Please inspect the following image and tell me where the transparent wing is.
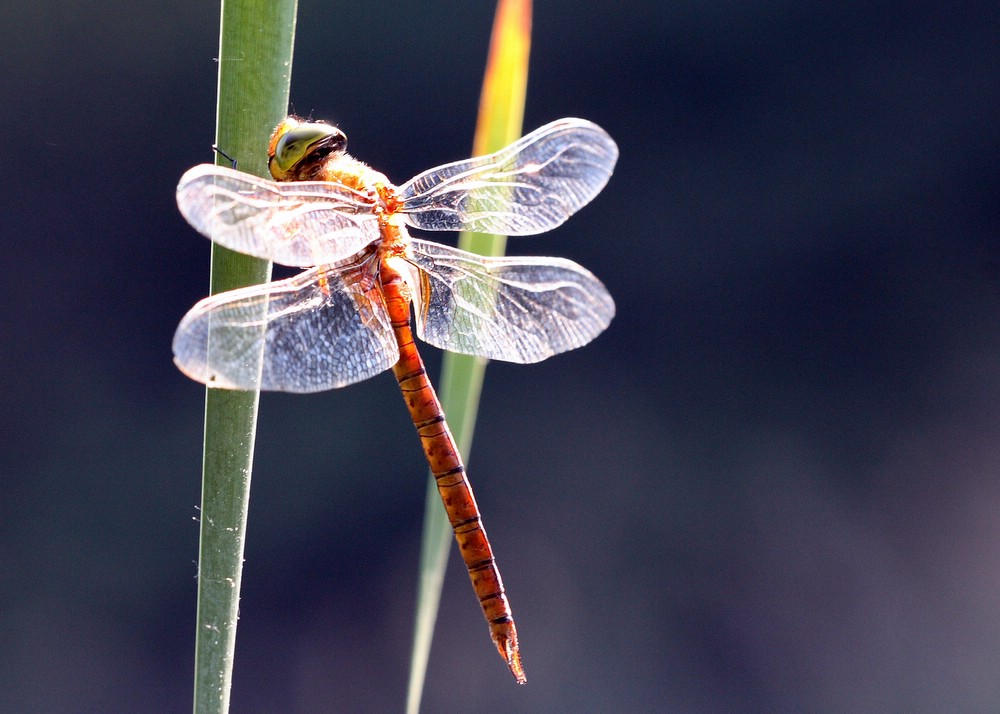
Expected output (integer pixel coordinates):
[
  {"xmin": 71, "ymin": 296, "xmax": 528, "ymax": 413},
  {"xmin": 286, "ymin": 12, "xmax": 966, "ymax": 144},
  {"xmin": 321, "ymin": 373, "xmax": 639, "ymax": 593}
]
[
  {"xmin": 172, "ymin": 255, "xmax": 397, "ymax": 392},
  {"xmin": 398, "ymin": 118, "xmax": 618, "ymax": 236},
  {"xmin": 406, "ymin": 239, "xmax": 614, "ymax": 363},
  {"xmin": 176, "ymin": 164, "xmax": 381, "ymax": 267}
]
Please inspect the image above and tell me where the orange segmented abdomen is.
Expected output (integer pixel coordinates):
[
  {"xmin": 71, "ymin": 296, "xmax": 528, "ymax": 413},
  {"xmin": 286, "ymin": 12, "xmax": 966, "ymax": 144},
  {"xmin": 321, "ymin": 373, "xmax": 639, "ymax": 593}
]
[{"xmin": 379, "ymin": 255, "xmax": 526, "ymax": 684}]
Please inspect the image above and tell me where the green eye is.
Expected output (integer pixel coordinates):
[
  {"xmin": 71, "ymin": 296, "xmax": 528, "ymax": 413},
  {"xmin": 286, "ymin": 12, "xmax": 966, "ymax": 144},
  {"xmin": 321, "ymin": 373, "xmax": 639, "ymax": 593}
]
[{"xmin": 272, "ymin": 123, "xmax": 347, "ymax": 172}]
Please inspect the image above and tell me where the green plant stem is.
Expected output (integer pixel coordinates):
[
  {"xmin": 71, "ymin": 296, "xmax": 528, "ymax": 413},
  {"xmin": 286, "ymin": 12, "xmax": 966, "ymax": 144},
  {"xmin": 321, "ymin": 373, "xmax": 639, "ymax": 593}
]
[{"xmin": 193, "ymin": 2, "xmax": 297, "ymax": 713}]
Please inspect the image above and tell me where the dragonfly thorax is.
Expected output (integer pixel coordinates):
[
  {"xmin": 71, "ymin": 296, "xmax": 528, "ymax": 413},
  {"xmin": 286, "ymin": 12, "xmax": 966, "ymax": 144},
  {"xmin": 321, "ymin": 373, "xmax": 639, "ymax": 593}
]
[{"xmin": 315, "ymin": 153, "xmax": 394, "ymax": 199}]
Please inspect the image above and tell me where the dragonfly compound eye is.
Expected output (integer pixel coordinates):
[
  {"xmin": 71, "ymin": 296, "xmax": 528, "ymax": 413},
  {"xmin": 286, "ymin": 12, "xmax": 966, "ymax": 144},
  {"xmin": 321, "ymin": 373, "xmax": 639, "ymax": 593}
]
[{"xmin": 271, "ymin": 122, "xmax": 348, "ymax": 175}]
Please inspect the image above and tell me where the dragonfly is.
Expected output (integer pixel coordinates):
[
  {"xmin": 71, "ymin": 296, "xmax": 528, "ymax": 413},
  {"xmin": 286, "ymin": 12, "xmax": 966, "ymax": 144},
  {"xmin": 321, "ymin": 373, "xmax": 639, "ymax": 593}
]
[{"xmin": 173, "ymin": 116, "xmax": 618, "ymax": 683}]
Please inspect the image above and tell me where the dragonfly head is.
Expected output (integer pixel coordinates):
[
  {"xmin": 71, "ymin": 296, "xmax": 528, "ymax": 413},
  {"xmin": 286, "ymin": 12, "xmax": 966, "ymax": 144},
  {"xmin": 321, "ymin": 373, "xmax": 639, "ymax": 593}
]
[{"xmin": 268, "ymin": 116, "xmax": 348, "ymax": 181}]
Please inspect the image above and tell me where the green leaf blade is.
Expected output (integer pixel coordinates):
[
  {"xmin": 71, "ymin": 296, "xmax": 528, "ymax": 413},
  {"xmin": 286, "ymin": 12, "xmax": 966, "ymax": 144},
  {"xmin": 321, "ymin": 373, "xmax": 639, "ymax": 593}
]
[{"xmin": 406, "ymin": 0, "xmax": 532, "ymax": 709}]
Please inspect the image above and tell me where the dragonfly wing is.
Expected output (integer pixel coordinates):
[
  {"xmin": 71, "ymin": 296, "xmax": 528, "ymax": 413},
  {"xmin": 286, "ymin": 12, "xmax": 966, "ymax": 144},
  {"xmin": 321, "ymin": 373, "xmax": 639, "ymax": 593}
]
[
  {"xmin": 172, "ymin": 256, "xmax": 397, "ymax": 392},
  {"xmin": 406, "ymin": 239, "xmax": 614, "ymax": 363},
  {"xmin": 397, "ymin": 118, "xmax": 618, "ymax": 236},
  {"xmin": 176, "ymin": 164, "xmax": 381, "ymax": 267}
]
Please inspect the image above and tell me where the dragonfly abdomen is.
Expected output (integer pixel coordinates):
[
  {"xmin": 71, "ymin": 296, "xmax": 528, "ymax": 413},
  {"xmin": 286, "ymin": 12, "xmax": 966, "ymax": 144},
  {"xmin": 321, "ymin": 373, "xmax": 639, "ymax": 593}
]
[{"xmin": 380, "ymin": 258, "xmax": 526, "ymax": 684}]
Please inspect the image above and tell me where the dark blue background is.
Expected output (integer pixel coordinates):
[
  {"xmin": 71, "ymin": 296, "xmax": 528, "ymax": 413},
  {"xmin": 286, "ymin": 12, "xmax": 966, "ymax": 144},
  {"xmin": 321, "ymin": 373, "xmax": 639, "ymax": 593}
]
[{"xmin": 3, "ymin": 1, "xmax": 999, "ymax": 711}]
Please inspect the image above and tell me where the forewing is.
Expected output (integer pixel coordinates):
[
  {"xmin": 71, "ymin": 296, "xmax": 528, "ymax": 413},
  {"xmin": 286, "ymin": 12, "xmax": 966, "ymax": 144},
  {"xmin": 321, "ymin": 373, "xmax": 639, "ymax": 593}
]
[
  {"xmin": 397, "ymin": 118, "xmax": 618, "ymax": 236},
  {"xmin": 172, "ymin": 258, "xmax": 397, "ymax": 392},
  {"xmin": 406, "ymin": 239, "xmax": 614, "ymax": 363},
  {"xmin": 176, "ymin": 164, "xmax": 381, "ymax": 267}
]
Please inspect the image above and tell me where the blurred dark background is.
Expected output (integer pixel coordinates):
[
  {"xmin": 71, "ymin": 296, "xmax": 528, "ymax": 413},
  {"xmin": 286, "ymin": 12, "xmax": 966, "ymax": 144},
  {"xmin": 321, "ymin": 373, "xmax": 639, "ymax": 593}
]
[{"xmin": 3, "ymin": 1, "xmax": 999, "ymax": 711}]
